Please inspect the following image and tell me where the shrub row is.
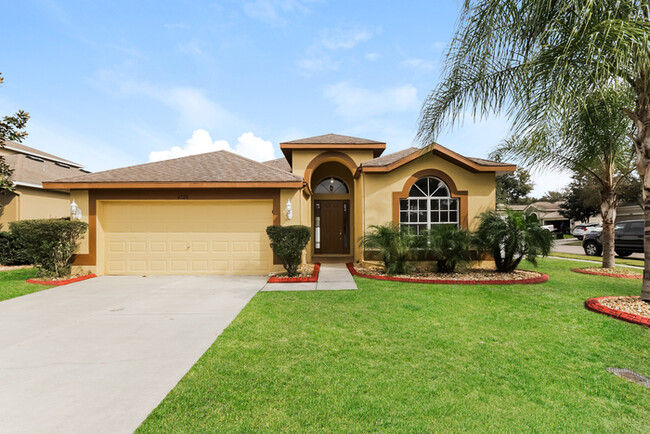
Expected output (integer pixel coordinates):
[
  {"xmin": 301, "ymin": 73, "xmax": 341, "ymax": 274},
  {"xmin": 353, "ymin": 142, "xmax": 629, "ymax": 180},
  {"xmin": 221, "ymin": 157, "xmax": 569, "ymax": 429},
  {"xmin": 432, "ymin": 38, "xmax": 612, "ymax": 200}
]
[
  {"xmin": 1, "ymin": 218, "xmax": 88, "ymax": 277},
  {"xmin": 361, "ymin": 210, "xmax": 553, "ymax": 275}
]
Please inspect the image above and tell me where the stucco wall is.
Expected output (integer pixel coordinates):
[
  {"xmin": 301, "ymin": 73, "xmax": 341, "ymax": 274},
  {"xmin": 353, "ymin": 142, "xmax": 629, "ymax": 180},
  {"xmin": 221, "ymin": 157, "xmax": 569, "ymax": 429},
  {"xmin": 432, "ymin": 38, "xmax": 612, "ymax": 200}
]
[
  {"xmin": 0, "ymin": 193, "xmax": 19, "ymax": 230},
  {"xmin": 363, "ymin": 153, "xmax": 496, "ymax": 232},
  {"xmin": 18, "ymin": 187, "xmax": 71, "ymax": 220}
]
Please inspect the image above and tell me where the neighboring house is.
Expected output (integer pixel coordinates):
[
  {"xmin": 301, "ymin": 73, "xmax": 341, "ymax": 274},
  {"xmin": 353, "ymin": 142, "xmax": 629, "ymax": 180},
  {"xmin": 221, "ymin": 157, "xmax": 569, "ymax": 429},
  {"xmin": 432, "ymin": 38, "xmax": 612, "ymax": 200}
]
[
  {"xmin": 0, "ymin": 140, "xmax": 87, "ymax": 229},
  {"xmin": 44, "ymin": 134, "xmax": 515, "ymax": 276},
  {"xmin": 500, "ymin": 201, "xmax": 571, "ymax": 232}
]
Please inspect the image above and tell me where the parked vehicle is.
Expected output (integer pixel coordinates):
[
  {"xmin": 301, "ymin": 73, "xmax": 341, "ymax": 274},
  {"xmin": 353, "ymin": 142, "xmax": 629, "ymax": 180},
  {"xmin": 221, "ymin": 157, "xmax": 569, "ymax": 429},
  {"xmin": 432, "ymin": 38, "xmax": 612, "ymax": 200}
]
[
  {"xmin": 572, "ymin": 223, "xmax": 600, "ymax": 240},
  {"xmin": 582, "ymin": 220, "xmax": 644, "ymax": 257}
]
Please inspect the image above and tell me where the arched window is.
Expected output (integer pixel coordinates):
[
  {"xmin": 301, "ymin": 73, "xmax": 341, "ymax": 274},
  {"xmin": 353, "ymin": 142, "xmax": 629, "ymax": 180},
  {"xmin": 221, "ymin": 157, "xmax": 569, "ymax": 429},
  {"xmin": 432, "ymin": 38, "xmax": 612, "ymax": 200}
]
[
  {"xmin": 399, "ymin": 177, "xmax": 458, "ymax": 234},
  {"xmin": 314, "ymin": 177, "xmax": 349, "ymax": 194}
]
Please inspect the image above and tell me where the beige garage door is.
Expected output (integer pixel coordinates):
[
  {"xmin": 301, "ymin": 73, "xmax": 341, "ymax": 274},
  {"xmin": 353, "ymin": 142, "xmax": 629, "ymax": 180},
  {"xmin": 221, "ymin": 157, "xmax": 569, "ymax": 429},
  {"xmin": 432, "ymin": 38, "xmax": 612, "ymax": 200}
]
[{"xmin": 101, "ymin": 200, "xmax": 273, "ymax": 275}]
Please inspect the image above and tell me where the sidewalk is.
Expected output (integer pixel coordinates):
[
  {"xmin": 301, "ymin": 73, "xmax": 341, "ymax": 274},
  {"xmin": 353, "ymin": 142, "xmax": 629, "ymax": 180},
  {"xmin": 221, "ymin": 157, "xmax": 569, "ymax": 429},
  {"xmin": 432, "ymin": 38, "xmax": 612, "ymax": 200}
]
[{"xmin": 261, "ymin": 263, "xmax": 357, "ymax": 291}]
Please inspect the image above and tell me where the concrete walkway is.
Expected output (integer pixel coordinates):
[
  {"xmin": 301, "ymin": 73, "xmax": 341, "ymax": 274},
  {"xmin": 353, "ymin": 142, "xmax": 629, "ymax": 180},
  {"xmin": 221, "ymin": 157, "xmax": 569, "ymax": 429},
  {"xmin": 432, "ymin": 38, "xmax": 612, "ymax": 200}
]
[
  {"xmin": 262, "ymin": 263, "xmax": 357, "ymax": 291},
  {"xmin": 0, "ymin": 275, "xmax": 265, "ymax": 434}
]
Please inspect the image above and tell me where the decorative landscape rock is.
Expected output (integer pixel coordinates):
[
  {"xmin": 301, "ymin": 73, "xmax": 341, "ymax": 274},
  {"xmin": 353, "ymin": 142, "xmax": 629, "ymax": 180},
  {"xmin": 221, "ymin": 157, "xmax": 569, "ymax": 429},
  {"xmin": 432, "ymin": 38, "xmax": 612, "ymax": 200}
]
[{"xmin": 347, "ymin": 263, "xmax": 548, "ymax": 285}]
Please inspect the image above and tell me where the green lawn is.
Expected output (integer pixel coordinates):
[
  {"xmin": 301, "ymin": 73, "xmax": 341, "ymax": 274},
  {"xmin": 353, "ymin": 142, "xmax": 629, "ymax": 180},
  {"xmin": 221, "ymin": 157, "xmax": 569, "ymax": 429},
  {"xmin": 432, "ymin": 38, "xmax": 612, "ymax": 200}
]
[
  {"xmin": 138, "ymin": 258, "xmax": 650, "ymax": 433},
  {"xmin": 0, "ymin": 268, "xmax": 53, "ymax": 302}
]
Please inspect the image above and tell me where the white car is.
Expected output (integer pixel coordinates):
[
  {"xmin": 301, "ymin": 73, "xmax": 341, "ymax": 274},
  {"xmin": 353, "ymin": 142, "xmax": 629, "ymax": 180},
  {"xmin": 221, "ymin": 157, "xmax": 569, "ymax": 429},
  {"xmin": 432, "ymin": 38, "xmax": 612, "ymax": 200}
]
[{"xmin": 572, "ymin": 223, "xmax": 600, "ymax": 240}]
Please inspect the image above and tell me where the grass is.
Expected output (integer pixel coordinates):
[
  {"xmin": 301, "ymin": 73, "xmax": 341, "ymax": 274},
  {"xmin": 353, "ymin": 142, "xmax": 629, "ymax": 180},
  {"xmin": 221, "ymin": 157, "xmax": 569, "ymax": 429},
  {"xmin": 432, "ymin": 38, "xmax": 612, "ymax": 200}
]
[
  {"xmin": 550, "ymin": 251, "xmax": 644, "ymax": 268},
  {"xmin": 138, "ymin": 258, "xmax": 650, "ymax": 433},
  {"xmin": 0, "ymin": 268, "xmax": 53, "ymax": 302}
]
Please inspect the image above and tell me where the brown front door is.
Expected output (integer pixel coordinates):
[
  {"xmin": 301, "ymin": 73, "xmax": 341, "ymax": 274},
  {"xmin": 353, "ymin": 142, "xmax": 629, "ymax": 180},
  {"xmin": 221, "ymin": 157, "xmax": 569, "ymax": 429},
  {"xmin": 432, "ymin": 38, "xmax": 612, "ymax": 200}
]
[{"xmin": 315, "ymin": 200, "xmax": 350, "ymax": 254}]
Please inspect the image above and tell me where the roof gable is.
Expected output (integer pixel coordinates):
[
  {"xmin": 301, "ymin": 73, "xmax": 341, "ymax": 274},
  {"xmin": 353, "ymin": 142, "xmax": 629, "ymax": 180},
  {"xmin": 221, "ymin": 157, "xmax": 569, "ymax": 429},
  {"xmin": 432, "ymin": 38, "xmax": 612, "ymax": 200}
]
[
  {"xmin": 361, "ymin": 144, "xmax": 516, "ymax": 173},
  {"xmin": 45, "ymin": 150, "xmax": 302, "ymax": 189},
  {"xmin": 280, "ymin": 133, "xmax": 386, "ymax": 165}
]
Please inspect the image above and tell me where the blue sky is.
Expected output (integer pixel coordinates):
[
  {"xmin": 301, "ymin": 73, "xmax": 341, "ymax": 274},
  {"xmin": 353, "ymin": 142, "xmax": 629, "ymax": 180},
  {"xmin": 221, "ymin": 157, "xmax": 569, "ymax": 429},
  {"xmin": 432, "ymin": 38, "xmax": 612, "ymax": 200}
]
[{"xmin": 1, "ymin": 0, "xmax": 567, "ymax": 195}]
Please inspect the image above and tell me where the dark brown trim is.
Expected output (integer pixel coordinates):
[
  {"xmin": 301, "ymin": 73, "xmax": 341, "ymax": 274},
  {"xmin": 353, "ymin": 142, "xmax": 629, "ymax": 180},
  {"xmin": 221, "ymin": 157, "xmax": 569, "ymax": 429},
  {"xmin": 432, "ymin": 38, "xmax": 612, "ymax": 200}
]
[
  {"xmin": 303, "ymin": 151, "xmax": 358, "ymax": 189},
  {"xmin": 280, "ymin": 143, "xmax": 385, "ymax": 163},
  {"xmin": 44, "ymin": 181, "xmax": 302, "ymax": 190},
  {"xmin": 361, "ymin": 144, "xmax": 516, "ymax": 174},
  {"xmin": 392, "ymin": 169, "xmax": 469, "ymax": 229},
  {"xmin": 72, "ymin": 189, "xmax": 282, "ymax": 267}
]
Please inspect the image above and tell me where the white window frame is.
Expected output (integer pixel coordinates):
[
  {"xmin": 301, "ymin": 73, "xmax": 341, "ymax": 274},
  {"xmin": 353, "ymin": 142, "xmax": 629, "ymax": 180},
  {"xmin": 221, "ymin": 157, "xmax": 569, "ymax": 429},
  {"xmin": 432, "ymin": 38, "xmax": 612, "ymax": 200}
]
[{"xmin": 399, "ymin": 177, "xmax": 459, "ymax": 234}]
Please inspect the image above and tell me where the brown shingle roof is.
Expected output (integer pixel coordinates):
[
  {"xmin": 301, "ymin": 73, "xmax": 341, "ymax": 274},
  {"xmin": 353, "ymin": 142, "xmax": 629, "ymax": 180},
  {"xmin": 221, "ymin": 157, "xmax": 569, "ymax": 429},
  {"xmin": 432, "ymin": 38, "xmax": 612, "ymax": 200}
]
[
  {"xmin": 262, "ymin": 157, "xmax": 292, "ymax": 173},
  {"xmin": 281, "ymin": 133, "xmax": 384, "ymax": 145},
  {"xmin": 1, "ymin": 140, "xmax": 82, "ymax": 167},
  {"xmin": 466, "ymin": 156, "xmax": 516, "ymax": 167},
  {"xmin": 362, "ymin": 147, "xmax": 421, "ymax": 167},
  {"xmin": 49, "ymin": 150, "xmax": 302, "ymax": 184},
  {"xmin": 4, "ymin": 154, "xmax": 89, "ymax": 188}
]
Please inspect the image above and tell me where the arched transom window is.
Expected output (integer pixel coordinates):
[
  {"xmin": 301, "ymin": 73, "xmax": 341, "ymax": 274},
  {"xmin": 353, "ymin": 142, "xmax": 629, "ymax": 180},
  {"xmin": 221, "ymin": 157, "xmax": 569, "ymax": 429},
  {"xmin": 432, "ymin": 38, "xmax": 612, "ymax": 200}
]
[
  {"xmin": 315, "ymin": 177, "xmax": 349, "ymax": 194},
  {"xmin": 399, "ymin": 177, "xmax": 459, "ymax": 234}
]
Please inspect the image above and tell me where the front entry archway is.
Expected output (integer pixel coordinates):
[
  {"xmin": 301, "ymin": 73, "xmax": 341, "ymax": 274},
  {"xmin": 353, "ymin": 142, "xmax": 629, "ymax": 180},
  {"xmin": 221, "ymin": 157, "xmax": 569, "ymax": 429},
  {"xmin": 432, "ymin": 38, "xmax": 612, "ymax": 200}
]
[{"xmin": 311, "ymin": 161, "xmax": 355, "ymax": 257}]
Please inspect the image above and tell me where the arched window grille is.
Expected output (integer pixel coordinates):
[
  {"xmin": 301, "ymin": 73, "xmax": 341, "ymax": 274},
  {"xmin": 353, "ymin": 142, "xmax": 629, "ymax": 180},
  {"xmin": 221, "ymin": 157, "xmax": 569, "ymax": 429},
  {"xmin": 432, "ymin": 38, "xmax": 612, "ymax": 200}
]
[
  {"xmin": 314, "ymin": 177, "xmax": 349, "ymax": 194},
  {"xmin": 399, "ymin": 177, "xmax": 459, "ymax": 234}
]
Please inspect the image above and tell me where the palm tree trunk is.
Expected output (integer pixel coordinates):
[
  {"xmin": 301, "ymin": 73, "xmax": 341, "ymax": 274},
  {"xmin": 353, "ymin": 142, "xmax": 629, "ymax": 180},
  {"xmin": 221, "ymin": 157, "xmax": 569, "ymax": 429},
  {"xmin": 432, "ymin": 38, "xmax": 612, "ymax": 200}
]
[
  {"xmin": 639, "ymin": 113, "xmax": 650, "ymax": 302},
  {"xmin": 600, "ymin": 187, "xmax": 617, "ymax": 269}
]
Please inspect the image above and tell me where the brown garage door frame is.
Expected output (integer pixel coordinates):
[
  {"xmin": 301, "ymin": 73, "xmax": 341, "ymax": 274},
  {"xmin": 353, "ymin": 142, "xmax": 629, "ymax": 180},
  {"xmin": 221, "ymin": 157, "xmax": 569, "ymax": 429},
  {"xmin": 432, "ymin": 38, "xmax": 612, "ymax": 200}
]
[{"xmin": 73, "ymin": 189, "xmax": 282, "ymax": 267}]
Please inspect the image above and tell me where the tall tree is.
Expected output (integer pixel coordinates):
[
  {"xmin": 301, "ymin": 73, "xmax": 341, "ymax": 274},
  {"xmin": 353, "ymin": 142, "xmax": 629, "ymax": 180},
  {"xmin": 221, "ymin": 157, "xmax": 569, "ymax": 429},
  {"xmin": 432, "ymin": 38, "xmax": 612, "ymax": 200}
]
[
  {"xmin": 496, "ymin": 167, "xmax": 534, "ymax": 204},
  {"xmin": 559, "ymin": 173, "xmax": 601, "ymax": 223},
  {"xmin": 417, "ymin": 1, "xmax": 650, "ymax": 299},
  {"xmin": 494, "ymin": 86, "xmax": 634, "ymax": 268},
  {"xmin": 0, "ymin": 73, "xmax": 29, "ymax": 195}
]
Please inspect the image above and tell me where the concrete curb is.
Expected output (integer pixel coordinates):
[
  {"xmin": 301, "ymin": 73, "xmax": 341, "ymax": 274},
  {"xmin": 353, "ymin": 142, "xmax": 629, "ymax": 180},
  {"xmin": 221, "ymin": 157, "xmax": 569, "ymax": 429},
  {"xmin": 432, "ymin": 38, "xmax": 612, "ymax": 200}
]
[
  {"xmin": 26, "ymin": 274, "xmax": 98, "ymax": 286},
  {"xmin": 267, "ymin": 263, "xmax": 320, "ymax": 283},
  {"xmin": 346, "ymin": 263, "xmax": 549, "ymax": 285},
  {"xmin": 585, "ymin": 296, "xmax": 650, "ymax": 328}
]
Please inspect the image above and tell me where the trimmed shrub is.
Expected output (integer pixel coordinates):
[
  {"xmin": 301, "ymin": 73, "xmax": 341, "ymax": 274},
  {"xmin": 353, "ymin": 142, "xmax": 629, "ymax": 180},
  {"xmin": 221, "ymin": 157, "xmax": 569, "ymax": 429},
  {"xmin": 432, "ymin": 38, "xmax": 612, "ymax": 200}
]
[
  {"xmin": 0, "ymin": 231, "xmax": 30, "ymax": 265},
  {"xmin": 10, "ymin": 218, "xmax": 88, "ymax": 277},
  {"xmin": 423, "ymin": 225, "xmax": 472, "ymax": 273},
  {"xmin": 266, "ymin": 225, "xmax": 311, "ymax": 277},
  {"xmin": 360, "ymin": 223, "xmax": 417, "ymax": 275},
  {"xmin": 474, "ymin": 210, "xmax": 553, "ymax": 272}
]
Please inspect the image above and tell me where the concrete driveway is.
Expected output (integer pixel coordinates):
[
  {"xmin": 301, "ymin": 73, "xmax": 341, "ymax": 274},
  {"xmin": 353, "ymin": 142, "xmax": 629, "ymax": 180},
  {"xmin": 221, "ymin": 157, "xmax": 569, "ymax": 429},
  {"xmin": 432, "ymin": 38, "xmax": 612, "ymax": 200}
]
[{"xmin": 0, "ymin": 275, "xmax": 265, "ymax": 434}]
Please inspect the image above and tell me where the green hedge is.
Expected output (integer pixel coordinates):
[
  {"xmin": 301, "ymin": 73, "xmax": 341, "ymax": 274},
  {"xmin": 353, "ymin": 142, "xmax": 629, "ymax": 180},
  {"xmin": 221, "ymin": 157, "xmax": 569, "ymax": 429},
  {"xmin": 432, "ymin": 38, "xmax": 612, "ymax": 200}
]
[
  {"xmin": 0, "ymin": 231, "xmax": 30, "ymax": 265},
  {"xmin": 9, "ymin": 218, "xmax": 88, "ymax": 277},
  {"xmin": 266, "ymin": 225, "xmax": 310, "ymax": 277}
]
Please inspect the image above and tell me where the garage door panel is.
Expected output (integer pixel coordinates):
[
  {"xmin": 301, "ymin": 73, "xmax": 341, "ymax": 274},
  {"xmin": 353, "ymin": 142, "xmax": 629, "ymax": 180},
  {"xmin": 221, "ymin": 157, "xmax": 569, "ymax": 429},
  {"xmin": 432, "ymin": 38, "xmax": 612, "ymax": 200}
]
[{"xmin": 101, "ymin": 200, "xmax": 273, "ymax": 275}]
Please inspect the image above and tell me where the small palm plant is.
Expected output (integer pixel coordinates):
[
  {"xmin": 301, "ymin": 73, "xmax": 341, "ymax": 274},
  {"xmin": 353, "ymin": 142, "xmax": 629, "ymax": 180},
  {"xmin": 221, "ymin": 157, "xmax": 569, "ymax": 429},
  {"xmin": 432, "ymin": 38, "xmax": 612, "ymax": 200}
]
[
  {"xmin": 474, "ymin": 210, "xmax": 553, "ymax": 273},
  {"xmin": 360, "ymin": 223, "xmax": 416, "ymax": 275},
  {"xmin": 424, "ymin": 225, "xmax": 472, "ymax": 273}
]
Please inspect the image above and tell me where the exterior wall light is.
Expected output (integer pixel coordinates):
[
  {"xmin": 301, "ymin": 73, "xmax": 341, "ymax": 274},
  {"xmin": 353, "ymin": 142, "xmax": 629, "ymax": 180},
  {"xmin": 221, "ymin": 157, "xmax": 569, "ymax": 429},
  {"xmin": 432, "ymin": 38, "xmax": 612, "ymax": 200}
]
[
  {"xmin": 286, "ymin": 199, "xmax": 292, "ymax": 220},
  {"xmin": 70, "ymin": 200, "xmax": 82, "ymax": 220}
]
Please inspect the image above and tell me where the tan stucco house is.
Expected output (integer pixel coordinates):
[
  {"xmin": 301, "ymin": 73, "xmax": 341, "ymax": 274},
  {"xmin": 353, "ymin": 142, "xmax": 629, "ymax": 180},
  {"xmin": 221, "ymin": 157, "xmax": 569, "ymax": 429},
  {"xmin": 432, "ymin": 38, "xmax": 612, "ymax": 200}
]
[
  {"xmin": 0, "ymin": 140, "xmax": 88, "ymax": 229},
  {"xmin": 44, "ymin": 134, "xmax": 515, "ymax": 276}
]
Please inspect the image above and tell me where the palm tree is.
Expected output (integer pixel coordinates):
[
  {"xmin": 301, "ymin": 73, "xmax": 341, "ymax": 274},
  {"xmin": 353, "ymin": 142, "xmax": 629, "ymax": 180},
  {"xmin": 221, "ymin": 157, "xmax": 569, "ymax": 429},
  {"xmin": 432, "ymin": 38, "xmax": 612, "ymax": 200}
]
[
  {"xmin": 418, "ymin": 1, "xmax": 650, "ymax": 301},
  {"xmin": 492, "ymin": 86, "xmax": 635, "ymax": 269},
  {"xmin": 424, "ymin": 225, "xmax": 472, "ymax": 273},
  {"xmin": 474, "ymin": 210, "xmax": 554, "ymax": 273},
  {"xmin": 359, "ymin": 223, "xmax": 416, "ymax": 275}
]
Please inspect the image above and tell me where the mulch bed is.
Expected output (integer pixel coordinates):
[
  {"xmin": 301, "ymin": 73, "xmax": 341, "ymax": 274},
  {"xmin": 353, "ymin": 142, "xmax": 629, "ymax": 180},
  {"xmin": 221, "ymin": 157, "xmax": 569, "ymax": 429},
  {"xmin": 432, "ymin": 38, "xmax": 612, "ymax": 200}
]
[
  {"xmin": 26, "ymin": 274, "xmax": 98, "ymax": 286},
  {"xmin": 585, "ymin": 296, "xmax": 650, "ymax": 328},
  {"xmin": 572, "ymin": 267, "xmax": 642, "ymax": 279},
  {"xmin": 0, "ymin": 265, "xmax": 32, "ymax": 272},
  {"xmin": 267, "ymin": 263, "xmax": 320, "ymax": 283},
  {"xmin": 347, "ymin": 263, "xmax": 548, "ymax": 285}
]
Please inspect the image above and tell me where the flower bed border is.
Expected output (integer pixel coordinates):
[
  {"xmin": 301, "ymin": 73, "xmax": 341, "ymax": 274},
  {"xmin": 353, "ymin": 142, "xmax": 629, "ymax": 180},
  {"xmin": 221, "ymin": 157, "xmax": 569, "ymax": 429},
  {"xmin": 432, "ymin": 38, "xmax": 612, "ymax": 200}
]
[
  {"xmin": 572, "ymin": 268, "xmax": 642, "ymax": 279},
  {"xmin": 346, "ymin": 263, "xmax": 548, "ymax": 285},
  {"xmin": 267, "ymin": 263, "xmax": 320, "ymax": 283},
  {"xmin": 585, "ymin": 296, "xmax": 650, "ymax": 328},
  {"xmin": 27, "ymin": 274, "xmax": 98, "ymax": 286}
]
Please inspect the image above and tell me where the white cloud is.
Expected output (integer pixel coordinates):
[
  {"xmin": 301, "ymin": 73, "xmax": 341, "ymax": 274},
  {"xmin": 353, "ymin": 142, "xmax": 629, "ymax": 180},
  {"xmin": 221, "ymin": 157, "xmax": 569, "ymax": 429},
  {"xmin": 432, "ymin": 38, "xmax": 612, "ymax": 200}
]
[
  {"xmin": 432, "ymin": 41, "xmax": 447, "ymax": 52},
  {"xmin": 149, "ymin": 129, "xmax": 275, "ymax": 162},
  {"xmin": 297, "ymin": 24, "xmax": 378, "ymax": 74},
  {"xmin": 243, "ymin": 0, "xmax": 315, "ymax": 25},
  {"xmin": 365, "ymin": 52, "xmax": 381, "ymax": 61},
  {"xmin": 400, "ymin": 58, "xmax": 436, "ymax": 72},
  {"xmin": 319, "ymin": 26, "xmax": 374, "ymax": 50},
  {"xmin": 296, "ymin": 55, "xmax": 339, "ymax": 73},
  {"xmin": 324, "ymin": 82, "xmax": 419, "ymax": 120},
  {"xmin": 89, "ymin": 69, "xmax": 240, "ymax": 131}
]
